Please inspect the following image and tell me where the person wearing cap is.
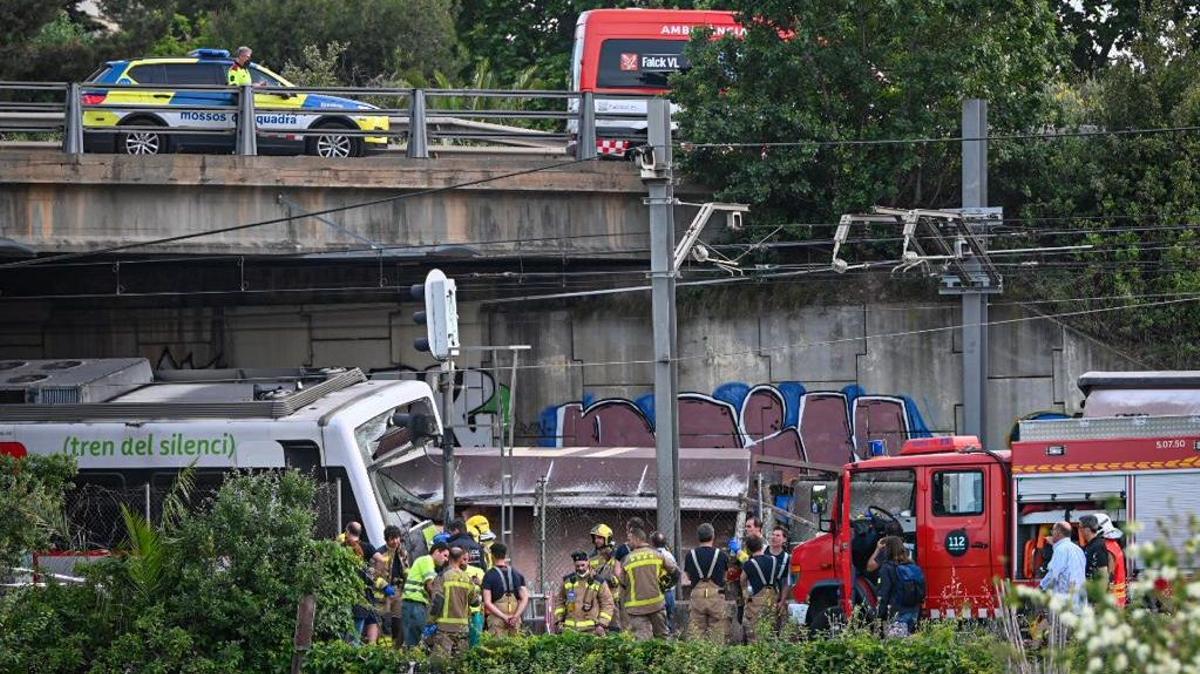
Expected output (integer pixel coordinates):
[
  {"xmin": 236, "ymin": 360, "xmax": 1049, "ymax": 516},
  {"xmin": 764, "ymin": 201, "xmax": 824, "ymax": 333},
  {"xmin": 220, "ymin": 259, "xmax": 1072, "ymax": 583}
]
[
  {"xmin": 401, "ymin": 538, "xmax": 450, "ymax": 647},
  {"xmin": 554, "ymin": 550, "xmax": 615, "ymax": 635},
  {"xmin": 1080, "ymin": 513, "xmax": 1128, "ymax": 607}
]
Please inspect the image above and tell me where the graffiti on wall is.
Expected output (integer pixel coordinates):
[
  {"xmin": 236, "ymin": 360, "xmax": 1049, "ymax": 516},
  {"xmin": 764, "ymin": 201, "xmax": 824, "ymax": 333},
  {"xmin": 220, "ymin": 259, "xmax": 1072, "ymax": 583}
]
[
  {"xmin": 371, "ymin": 365, "xmax": 510, "ymax": 448},
  {"xmin": 539, "ymin": 382, "xmax": 931, "ymax": 465}
]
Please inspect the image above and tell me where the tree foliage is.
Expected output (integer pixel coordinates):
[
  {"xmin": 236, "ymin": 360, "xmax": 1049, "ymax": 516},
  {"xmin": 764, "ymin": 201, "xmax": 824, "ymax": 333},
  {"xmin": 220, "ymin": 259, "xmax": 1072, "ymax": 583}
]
[
  {"xmin": 206, "ymin": 0, "xmax": 459, "ymax": 84},
  {"xmin": 0, "ymin": 470, "xmax": 362, "ymax": 674},
  {"xmin": 0, "ymin": 453, "xmax": 75, "ymax": 573},
  {"xmin": 671, "ymin": 0, "xmax": 1064, "ymax": 227}
]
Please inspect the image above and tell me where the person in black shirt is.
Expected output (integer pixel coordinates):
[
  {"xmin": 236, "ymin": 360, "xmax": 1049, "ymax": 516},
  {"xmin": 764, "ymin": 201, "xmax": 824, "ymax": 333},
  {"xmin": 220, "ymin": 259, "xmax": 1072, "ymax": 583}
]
[
  {"xmin": 740, "ymin": 535, "xmax": 782, "ymax": 643},
  {"xmin": 1079, "ymin": 514, "xmax": 1110, "ymax": 584},
  {"xmin": 481, "ymin": 543, "xmax": 528, "ymax": 637},
  {"xmin": 684, "ymin": 522, "xmax": 729, "ymax": 643},
  {"xmin": 446, "ymin": 517, "xmax": 486, "ymax": 570}
]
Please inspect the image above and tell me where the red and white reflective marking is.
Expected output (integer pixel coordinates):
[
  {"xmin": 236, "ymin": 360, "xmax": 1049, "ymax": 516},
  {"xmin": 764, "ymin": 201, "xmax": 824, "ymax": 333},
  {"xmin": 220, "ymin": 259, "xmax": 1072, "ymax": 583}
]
[
  {"xmin": 597, "ymin": 139, "xmax": 631, "ymax": 156},
  {"xmin": 927, "ymin": 606, "xmax": 998, "ymax": 619}
]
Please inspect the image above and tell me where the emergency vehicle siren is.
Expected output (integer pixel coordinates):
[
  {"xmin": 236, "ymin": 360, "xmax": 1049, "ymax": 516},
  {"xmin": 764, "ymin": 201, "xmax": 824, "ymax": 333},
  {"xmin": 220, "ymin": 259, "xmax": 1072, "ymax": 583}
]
[{"xmin": 410, "ymin": 268, "xmax": 460, "ymax": 362}]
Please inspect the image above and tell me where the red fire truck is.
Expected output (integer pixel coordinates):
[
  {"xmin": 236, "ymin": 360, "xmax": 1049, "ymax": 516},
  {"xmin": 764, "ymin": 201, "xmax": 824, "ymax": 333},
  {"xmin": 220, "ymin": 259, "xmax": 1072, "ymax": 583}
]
[{"xmin": 789, "ymin": 371, "xmax": 1200, "ymax": 628}]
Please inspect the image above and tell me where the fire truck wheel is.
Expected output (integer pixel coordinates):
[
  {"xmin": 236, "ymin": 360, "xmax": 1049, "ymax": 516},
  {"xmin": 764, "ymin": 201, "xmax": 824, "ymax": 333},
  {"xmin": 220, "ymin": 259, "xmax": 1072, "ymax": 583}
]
[{"xmin": 808, "ymin": 596, "xmax": 841, "ymax": 633}]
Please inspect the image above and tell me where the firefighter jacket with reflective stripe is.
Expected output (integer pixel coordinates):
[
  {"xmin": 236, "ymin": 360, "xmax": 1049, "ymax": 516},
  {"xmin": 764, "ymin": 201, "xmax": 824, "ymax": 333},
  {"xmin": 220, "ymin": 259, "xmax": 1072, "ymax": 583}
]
[
  {"xmin": 1105, "ymin": 539, "xmax": 1128, "ymax": 607},
  {"xmin": 555, "ymin": 572, "xmax": 614, "ymax": 630},
  {"xmin": 623, "ymin": 545, "xmax": 669, "ymax": 615},
  {"xmin": 430, "ymin": 567, "xmax": 478, "ymax": 633},
  {"xmin": 589, "ymin": 551, "xmax": 621, "ymax": 590}
]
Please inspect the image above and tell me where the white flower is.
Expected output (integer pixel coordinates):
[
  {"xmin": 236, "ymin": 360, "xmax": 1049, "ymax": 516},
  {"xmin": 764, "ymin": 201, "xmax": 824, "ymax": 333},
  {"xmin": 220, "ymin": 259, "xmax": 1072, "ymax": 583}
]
[
  {"xmin": 1115, "ymin": 654, "xmax": 1129, "ymax": 670},
  {"xmin": 1088, "ymin": 656, "xmax": 1103, "ymax": 673}
]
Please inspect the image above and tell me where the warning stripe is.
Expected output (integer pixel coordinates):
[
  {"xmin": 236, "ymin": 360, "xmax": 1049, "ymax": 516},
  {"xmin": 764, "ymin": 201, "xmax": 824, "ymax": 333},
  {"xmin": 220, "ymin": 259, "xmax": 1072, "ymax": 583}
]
[{"xmin": 1013, "ymin": 454, "xmax": 1200, "ymax": 474}]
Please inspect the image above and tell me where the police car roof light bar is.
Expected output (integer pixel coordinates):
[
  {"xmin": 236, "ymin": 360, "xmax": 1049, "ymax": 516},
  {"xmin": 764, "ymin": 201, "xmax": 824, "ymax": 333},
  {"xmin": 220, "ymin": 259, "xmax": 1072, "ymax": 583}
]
[{"xmin": 189, "ymin": 48, "xmax": 231, "ymax": 59}]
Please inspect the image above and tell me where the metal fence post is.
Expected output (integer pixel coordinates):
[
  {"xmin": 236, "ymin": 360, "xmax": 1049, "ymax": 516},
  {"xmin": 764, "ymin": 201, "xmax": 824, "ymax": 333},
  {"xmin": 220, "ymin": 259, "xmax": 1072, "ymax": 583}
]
[
  {"xmin": 577, "ymin": 91, "xmax": 597, "ymax": 160},
  {"xmin": 536, "ymin": 476, "xmax": 547, "ymax": 595},
  {"xmin": 144, "ymin": 482, "xmax": 152, "ymax": 523},
  {"xmin": 63, "ymin": 83, "xmax": 84, "ymax": 154},
  {"xmin": 407, "ymin": 89, "xmax": 429, "ymax": 159},
  {"xmin": 236, "ymin": 84, "xmax": 257, "ymax": 156}
]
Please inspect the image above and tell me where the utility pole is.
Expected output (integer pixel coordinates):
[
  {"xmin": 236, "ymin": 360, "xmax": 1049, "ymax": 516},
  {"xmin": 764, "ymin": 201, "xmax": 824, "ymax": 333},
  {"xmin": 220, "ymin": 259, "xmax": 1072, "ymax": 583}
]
[
  {"xmin": 643, "ymin": 98, "xmax": 681, "ymax": 555},
  {"xmin": 961, "ymin": 99, "xmax": 989, "ymax": 441}
]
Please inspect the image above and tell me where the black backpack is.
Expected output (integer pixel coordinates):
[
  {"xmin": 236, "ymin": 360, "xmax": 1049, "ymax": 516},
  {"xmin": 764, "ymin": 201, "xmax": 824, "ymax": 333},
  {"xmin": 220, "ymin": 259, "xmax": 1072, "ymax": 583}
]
[{"xmin": 894, "ymin": 562, "xmax": 926, "ymax": 608}]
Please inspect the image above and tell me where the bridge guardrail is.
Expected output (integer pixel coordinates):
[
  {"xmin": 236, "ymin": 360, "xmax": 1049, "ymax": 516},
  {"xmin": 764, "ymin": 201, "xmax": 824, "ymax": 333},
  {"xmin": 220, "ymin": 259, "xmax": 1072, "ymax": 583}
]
[{"xmin": 0, "ymin": 81, "xmax": 659, "ymax": 160}]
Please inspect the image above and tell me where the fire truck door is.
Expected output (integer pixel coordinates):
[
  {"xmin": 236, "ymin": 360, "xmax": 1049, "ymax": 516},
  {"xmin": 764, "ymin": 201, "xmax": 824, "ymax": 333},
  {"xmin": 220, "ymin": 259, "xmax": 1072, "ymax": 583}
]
[{"xmin": 918, "ymin": 464, "xmax": 996, "ymax": 617}]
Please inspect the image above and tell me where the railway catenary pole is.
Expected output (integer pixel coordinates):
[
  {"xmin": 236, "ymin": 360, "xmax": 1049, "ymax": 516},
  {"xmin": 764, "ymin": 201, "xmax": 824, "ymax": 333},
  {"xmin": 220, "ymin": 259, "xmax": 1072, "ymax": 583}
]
[
  {"xmin": 643, "ymin": 98, "xmax": 682, "ymax": 555},
  {"xmin": 961, "ymin": 99, "xmax": 989, "ymax": 441}
]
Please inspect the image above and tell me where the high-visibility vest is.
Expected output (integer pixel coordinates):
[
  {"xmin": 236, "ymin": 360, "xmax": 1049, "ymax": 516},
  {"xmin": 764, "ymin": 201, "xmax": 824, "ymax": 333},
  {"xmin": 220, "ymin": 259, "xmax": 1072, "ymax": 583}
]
[
  {"xmin": 227, "ymin": 63, "xmax": 252, "ymax": 87},
  {"xmin": 1105, "ymin": 539, "xmax": 1128, "ymax": 607},
  {"xmin": 622, "ymin": 546, "xmax": 666, "ymax": 613},
  {"xmin": 403, "ymin": 554, "xmax": 437, "ymax": 604}
]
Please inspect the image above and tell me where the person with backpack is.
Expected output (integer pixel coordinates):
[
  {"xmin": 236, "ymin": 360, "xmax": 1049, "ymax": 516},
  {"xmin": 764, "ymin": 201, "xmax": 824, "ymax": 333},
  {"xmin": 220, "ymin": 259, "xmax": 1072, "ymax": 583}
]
[{"xmin": 875, "ymin": 536, "xmax": 925, "ymax": 637}]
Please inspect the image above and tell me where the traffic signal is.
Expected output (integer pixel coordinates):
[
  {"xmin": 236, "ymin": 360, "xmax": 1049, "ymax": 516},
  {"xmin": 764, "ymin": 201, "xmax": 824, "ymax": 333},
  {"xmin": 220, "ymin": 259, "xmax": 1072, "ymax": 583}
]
[{"xmin": 410, "ymin": 268, "xmax": 460, "ymax": 362}]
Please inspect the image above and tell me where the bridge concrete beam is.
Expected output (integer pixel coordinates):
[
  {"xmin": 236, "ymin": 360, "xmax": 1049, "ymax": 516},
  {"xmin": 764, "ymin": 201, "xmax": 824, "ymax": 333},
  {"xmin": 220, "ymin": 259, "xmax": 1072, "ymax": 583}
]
[{"xmin": 0, "ymin": 152, "xmax": 682, "ymax": 258}]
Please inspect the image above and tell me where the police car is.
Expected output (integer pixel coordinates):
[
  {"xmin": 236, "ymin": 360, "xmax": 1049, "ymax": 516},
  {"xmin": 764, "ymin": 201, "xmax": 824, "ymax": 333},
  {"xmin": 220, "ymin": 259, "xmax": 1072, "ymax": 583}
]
[{"xmin": 82, "ymin": 49, "xmax": 389, "ymax": 157}]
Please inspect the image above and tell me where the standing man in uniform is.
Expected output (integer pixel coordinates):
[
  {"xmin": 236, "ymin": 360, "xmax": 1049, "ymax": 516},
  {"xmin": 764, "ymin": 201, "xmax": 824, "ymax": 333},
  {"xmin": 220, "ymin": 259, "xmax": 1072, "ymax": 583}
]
[
  {"xmin": 227, "ymin": 46, "xmax": 254, "ymax": 86},
  {"xmin": 767, "ymin": 524, "xmax": 793, "ymax": 604},
  {"xmin": 1080, "ymin": 514, "xmax": 1128, "ymax": 607},
  {"xmin": 622, "ymin": 525, "xmax": 679, "ymax": 640},
  {"xmin": 372, "ymin": 525, "xmax": 409, "ymax": 648},
  {"xmin": 684, "ymin": 522, "xmax": 728, "ymax": 643},
  {"xmin": 554, "ymin": 551, "xmax": 615, "ymax": 635},
  {"xmin": 401, "ymin": 539, "xmax": 449, "ymax": 647},
  {"xmin": 741, "ymin": 535, "xmax": 782, "ymax": 643},
  {"xmin": 588, "ymin": 523, "xmax": 622, "ymax": 630},
  {"xmin": 427, "ymin": 547, "xmax": 479, "ymax": 658},
  {"xmin": 482, "ymin": 543, "xmax": 528, "ymax": 636}
]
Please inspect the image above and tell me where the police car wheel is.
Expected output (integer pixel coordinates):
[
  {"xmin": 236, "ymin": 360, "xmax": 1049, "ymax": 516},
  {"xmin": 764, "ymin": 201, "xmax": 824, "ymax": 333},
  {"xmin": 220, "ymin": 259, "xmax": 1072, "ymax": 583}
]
[
  {"xmin": 309, "ymin": 122, "xmax": 359, "ymax": 158},
  {"xmin": 118, "ymin": 118, "xmax": 167, "ymax": 155}
]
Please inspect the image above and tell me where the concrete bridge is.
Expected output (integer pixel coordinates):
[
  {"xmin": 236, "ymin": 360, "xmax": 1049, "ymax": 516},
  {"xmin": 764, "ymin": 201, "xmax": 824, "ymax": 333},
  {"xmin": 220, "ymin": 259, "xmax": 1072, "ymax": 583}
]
[{"xmin": 0, "ymin": 151, "xmax": 671, "ymax": 258}]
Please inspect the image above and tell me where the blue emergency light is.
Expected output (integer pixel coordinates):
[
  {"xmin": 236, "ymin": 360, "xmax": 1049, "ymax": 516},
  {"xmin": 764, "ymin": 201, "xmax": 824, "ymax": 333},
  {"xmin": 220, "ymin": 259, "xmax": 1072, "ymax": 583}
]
[{"xmin": 189, "ymin": 49, "xmax": 231, "ymax": 59}]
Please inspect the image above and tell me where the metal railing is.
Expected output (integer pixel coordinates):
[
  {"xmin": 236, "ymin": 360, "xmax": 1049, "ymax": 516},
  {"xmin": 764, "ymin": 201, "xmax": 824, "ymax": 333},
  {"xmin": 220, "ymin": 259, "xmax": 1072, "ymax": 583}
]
[{"xmin": 0, "ymin": 80, "xmax": 661, "ymax": 159}]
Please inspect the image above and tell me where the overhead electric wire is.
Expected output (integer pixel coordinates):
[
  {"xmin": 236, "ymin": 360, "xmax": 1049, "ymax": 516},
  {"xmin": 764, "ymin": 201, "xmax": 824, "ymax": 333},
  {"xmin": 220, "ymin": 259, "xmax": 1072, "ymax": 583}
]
[{"xmin": 678, "ymin": 123, "xmax": 1200, "ymax": 150}]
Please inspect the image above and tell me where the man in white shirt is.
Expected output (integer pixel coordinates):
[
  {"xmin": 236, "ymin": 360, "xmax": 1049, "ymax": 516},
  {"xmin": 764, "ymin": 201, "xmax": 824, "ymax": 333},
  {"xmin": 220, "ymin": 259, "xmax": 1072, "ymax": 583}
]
[{"xmin": 1038, "ymin": 521, "xmax": 1087, "ymax": 610}]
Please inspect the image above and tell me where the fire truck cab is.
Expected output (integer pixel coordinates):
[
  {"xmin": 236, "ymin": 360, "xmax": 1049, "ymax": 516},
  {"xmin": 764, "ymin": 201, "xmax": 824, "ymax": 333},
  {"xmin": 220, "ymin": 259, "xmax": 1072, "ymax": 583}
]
[{"xmin": 790, "ymin": 371, "xmax": 1200, "ymax": 629}]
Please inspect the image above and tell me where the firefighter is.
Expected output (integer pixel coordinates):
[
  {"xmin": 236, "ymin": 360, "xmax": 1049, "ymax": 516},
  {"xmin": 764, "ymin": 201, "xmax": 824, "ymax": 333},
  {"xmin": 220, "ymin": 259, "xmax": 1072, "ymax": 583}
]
[
  {"xmin": 466, "ymin": 514, "xmax": 496, "ymax": 568},
  {"xmin": 554, "ymin": 551, "xmax": 615, "ymax": 635},
  {"xmin": 1087, "ymin": 513, "xmax": 1128, "ymax": 607},
  {"xmin": 621, "ymin": 524, "xmax": 679, "ymax": 639},
  {"xmin": 588, "ymin": 523, "xmax": 622, "ymax": 627},
  {"xmin": 371, "ymin": 525, "xmax": 408, "ymax": 647},
  {"xmin": 683, "ymin": 522, "xmax": 729, "ymax": 643},
  {"xmin": 740, "ymin": 535, "xmax": 783, "ymax": 643},
  {"xmin": 426, "ymin": 546, "xmax": 479, "ymax": 658},
  {"xmin": 482, "ymin": 542, "xmax": 529, "ymax": 636}
]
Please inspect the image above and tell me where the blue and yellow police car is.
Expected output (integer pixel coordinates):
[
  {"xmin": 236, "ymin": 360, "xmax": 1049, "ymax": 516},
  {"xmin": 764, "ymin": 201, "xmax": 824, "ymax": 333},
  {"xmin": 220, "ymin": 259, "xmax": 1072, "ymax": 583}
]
[{"xmin": 82, "ymin": 49, "xmax": 389, "ymax": 157}]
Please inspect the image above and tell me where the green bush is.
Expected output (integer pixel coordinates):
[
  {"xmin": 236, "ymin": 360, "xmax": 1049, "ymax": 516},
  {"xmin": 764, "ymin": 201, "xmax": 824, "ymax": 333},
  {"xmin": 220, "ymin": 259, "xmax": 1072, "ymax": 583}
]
[
  {"xmin": 0, "ymin": 470, "xmax": 362, "ymax": 674},
  {"xmin": 300, "ymin": 623, "xmax": 1004, "ymax": 674}
]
